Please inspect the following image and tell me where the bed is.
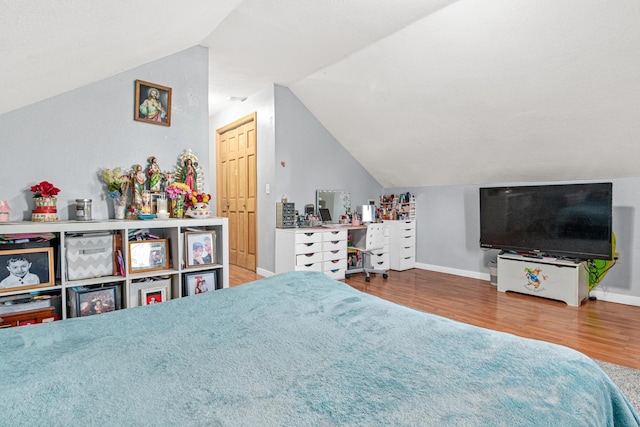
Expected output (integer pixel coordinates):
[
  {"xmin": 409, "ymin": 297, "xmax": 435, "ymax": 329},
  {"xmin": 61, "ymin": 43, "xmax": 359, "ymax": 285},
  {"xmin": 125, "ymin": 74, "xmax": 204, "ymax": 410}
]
[{"xmin": 0, "ymin": 271, "xmax": 638, "ymax": 426}]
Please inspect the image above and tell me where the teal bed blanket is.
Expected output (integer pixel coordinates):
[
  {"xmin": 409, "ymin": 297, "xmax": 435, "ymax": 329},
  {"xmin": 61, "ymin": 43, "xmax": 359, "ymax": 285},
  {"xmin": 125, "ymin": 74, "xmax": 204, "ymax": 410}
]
[{"xmin": 0, "ymin": 271, "xmax": 638, "ymax": 426}]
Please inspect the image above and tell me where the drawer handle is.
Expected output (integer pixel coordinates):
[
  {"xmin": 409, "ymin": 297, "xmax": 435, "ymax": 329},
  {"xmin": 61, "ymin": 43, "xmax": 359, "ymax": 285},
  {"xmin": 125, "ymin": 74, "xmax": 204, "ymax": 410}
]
[
  {"xmin": 304, "ymin": 253, "xmax": 315, "ymax": 258},
  {"xmin": 330, "ymin": 250, "xmax": 340, "ymax": 254},
  {"xmin": 304, "ymin": 233, "xmax": 315, "ymax": 236},
  {"xmin": 304, "ymin": 243, "xmax": 316, "ymax": 247},
  {"xmin": 330, "ymin": 259, "xmax": 340, "ymax": 264}
]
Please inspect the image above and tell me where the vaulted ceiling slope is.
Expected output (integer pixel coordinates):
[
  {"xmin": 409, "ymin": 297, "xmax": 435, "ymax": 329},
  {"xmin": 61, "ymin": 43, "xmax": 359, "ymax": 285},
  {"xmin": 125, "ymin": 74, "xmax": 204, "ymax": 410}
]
[{"xmin": 3, "ymin": 1, "xmax": 640, "ymax": 187}]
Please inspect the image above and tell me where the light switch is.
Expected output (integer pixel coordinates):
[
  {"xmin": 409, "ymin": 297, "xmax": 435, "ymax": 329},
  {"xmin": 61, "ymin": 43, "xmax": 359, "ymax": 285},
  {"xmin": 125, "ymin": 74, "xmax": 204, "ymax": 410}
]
[{"xmin": 265, "ymin": 183, "xmax": 270, "ymax": 195}]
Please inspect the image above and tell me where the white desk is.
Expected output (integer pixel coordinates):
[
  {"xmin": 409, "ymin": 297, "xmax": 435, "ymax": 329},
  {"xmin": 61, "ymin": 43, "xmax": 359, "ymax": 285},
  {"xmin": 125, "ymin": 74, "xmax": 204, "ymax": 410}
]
[{"xmin": 275, "ymin": 225, "xmax": 389, "ymax": 280}]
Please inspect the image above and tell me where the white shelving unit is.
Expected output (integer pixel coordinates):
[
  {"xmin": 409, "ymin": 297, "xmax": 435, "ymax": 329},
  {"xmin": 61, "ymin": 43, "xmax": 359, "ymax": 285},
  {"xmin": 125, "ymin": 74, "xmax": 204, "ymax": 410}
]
[{"xmin": 0, "ymin": 218, "xmax": 228, "ymax": 321}]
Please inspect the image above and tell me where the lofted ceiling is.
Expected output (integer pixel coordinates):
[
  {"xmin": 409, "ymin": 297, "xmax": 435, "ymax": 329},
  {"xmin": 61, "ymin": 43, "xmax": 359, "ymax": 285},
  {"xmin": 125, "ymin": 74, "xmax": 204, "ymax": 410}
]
[{"xmin": 2, "ymin": 0, "xmax": 640, "ymax": 187}]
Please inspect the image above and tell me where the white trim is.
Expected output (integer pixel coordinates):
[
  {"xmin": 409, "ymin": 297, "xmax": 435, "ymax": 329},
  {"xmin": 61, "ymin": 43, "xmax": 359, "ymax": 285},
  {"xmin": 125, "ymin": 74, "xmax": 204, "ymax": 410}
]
[
  {"xmin": 416, "ymin": 262, "xmax": 489, "ymax": 281},
  {"xmin": 415, "ymin": 262, "xmax": 640, "ymax": 307},
  {"xmin": 256, "ymin": 267, "xmax": 274, "ymax": 278}
]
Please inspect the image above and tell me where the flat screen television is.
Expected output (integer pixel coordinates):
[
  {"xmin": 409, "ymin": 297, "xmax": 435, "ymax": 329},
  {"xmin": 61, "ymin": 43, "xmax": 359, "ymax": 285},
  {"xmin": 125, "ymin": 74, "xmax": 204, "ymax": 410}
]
[{"xmin": 479, "ymin": 183, "xmax": 613, "ymax": 260}]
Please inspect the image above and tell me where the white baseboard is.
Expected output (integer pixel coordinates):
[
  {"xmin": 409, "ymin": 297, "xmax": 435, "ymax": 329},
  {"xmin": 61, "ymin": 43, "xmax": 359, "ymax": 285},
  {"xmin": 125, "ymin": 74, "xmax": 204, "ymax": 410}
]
[
  {"xmin": 415, "ymin": 262, "xmax": 640, "ymax": 307},
  {"xmin": 256, "ymin": 267, "xmax": 274, "ymax": 278}
]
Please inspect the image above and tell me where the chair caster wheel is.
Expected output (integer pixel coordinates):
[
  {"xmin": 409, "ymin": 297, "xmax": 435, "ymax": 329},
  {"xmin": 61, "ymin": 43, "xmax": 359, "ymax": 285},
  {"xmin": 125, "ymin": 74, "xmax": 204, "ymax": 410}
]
[
  {"xmin": 366, "ymin": 276, "xmax": 371, "ymax": 282},
  {"xmin": 383, "ymin": 273, "xmax": 388, "ymax": 279}
]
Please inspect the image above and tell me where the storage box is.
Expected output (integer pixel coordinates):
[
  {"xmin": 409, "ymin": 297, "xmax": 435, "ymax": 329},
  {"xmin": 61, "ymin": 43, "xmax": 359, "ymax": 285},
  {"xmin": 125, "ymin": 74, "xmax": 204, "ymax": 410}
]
[{"xmin": 66, "ymin": 234, "xmax": 114, "ymax": 281}]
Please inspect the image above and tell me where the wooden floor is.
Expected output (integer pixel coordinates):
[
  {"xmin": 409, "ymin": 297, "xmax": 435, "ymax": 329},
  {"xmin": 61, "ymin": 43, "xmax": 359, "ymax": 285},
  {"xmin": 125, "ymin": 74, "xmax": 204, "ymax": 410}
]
[{"xmin": 229, "ymin": 265, "xmax": 640, "ymax": 370}]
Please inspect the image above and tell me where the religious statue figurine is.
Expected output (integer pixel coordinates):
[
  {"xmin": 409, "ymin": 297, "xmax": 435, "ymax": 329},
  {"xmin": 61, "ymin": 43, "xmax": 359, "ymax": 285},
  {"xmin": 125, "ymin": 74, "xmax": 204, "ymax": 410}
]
[
  {"xmin": 146, "ymin": 156, "xmax": 163, "ymax": 192},
  {"xmin": 131, "ymin": 164, "xmax": 146, "ymax": 207},
  {"xmin": 174, "ymin": 149, "xmax": 204, "ymax": 192}
]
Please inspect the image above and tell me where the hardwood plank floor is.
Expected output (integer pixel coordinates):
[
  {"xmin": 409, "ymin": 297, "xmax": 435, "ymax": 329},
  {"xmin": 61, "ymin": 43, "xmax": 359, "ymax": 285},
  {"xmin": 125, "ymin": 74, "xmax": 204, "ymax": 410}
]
[{"xmin": 229, "ymin": 265, "xmax": 640, "ymax": 370}]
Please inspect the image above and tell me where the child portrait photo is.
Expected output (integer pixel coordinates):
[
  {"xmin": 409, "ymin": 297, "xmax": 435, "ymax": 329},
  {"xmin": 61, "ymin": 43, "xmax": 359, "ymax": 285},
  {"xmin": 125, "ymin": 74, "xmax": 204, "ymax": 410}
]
[{"xmin": 0, "ymin": 247, "xmax": 54, "ymax": 293}]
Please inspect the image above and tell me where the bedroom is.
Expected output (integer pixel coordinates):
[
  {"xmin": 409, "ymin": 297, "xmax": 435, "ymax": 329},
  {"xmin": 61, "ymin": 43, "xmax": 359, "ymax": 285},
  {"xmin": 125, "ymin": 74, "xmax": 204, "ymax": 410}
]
[
  {"xmin": 1, "ymin": 1, "xmax": 639, "ymax": 303},
  {"xmin": 1, "ymin": 1, "xmax": 640, "ymax": 424}
]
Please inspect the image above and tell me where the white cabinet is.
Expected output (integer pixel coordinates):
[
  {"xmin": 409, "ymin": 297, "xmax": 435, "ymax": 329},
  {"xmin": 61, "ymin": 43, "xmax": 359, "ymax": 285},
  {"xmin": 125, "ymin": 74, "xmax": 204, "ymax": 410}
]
[
  {"xmin": 276, "ymin": 227, "xmax": 374, "ymax": 280},
  {"xmin": 497, "ymin": 253, "xmax": 588, "ymax": 306},
  {"xmin": 384, "ymin": 220, "xmax": 416, "ymax": 271},
  {"xmin": 0, "ymin": 218, "xmax": 229, "ymax": 321}
]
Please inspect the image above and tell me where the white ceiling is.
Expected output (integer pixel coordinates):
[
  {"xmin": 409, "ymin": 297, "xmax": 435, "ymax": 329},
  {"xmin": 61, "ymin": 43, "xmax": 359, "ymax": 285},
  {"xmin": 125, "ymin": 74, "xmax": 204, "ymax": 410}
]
[{"xmin": 2, "ymin": 0, "xmax": 640, "ymax": 187}]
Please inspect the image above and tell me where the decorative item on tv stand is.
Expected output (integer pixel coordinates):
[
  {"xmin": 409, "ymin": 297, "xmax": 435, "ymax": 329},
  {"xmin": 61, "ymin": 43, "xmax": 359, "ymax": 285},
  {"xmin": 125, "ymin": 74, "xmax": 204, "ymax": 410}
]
[{"xmin": 30, "ymin": 181, "xmax": 60, "ymax": 222}]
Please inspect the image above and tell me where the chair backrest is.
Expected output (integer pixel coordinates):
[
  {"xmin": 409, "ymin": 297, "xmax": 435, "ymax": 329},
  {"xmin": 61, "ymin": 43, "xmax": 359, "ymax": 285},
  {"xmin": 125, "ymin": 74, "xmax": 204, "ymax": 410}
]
[{"xmin": 364, "ymin": 223, "xmax": 385, "ymax": 251}]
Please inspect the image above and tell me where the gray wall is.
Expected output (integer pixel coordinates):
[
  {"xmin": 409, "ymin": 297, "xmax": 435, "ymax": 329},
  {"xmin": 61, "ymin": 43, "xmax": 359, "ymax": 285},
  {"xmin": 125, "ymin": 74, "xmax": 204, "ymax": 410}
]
[
  {"xmin": 209, "ymin": 85, "xmax": 383, "ymax": 275},
  {"xmin": 0, "ymin": 46, "xmax": 210, "ymax": 220},
  {"xmin": 390, "ymin": 178, "xmax": 640, "ymax": 305},
  {"xmin": 273, "ymin": 85, "xmax": 383, "ymax": 211}
]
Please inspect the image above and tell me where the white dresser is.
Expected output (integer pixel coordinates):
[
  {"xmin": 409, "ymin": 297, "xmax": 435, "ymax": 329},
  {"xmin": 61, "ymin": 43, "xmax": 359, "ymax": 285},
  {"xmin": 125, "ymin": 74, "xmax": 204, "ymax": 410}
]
[
  {"xmin": 384, "ymin": 220, "xmax": 416, "ymax": 271},
  {"xmin": 275, "ymin": 225, "xmax": 389, "ymax": 280}
]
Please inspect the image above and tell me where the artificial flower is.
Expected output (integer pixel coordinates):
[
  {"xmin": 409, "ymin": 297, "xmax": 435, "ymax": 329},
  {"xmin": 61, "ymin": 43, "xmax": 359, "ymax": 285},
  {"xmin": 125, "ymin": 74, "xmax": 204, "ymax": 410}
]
[
  {"xmin": 166, "ymin": 182, "xmax": 191, "ymax": 199},
  {"xmin": 189, "ymin": 190, "xmax": 211, "ymax": 204},
  {"xmin": 30, "ymin": 181, "xmax": 60, "ymax": 198},
  {"xmin": 101, "ymin": 167, "xmax": 130, "ymax": 197}
]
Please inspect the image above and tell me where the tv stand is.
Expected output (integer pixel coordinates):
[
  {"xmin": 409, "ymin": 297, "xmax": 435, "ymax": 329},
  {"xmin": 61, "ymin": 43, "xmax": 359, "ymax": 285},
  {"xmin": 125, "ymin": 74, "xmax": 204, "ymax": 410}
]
[{"xmin": 497, "ymin": 253, "xmax": 588, "ymax": 306}]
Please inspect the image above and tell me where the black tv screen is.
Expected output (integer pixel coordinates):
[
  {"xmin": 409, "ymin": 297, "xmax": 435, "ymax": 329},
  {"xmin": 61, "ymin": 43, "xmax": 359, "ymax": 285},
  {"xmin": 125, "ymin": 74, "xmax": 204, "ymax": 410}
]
[{"xmin": 479, "ymin": 183, "xmax": 613, "ymax": 260}]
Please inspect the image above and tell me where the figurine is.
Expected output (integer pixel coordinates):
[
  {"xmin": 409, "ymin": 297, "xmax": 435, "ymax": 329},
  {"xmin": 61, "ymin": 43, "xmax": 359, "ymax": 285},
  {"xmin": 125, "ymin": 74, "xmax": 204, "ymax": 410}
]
[{"xmin": 146, "ymin": 156, "xmax": 163, "ymax": 192}]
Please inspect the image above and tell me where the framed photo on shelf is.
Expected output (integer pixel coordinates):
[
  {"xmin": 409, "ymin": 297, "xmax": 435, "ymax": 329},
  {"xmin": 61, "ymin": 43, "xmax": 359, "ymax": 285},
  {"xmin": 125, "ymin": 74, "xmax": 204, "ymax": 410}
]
[
  {"xmin": 183, "ymin": 271, "xmax": 216, "ymax": 296},
  {"xmin": 75, "ymin": 286, "xmax": 119, "ymax": 317},
  {"xmin": 0, "ymin": 247, "xmax": 54, "ymax": 293},
  {"xmin": 140, "ymin": 285, "xmax": 168, "ymax": 305},
  {"xmin": 134, "ymin": 80, "xmax": 171, "ymax": 126},
  {"xmin": 184, "ymin": 231, "xmax": 216, "ymax": 268},
  {"xmin": 128, "ymin": 239, "xmax": 170, "ymax": 274}
]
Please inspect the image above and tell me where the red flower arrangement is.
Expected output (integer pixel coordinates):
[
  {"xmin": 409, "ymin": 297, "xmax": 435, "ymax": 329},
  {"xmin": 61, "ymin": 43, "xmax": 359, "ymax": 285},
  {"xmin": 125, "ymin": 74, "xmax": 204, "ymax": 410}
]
[{"xmin": 30, "ymin": 181, "xmax": 60, "ymax": 198}]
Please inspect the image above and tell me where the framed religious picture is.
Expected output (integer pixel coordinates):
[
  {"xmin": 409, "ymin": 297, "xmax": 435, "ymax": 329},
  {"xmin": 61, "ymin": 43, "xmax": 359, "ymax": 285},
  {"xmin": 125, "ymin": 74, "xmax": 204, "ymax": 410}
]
[
  {"xmin": 0, "ymin": 247, "xmax": 54, "ymax": 293},
  {"xmin": 134, "ymin": 80, "xmax": 172, "ymax": 126}
]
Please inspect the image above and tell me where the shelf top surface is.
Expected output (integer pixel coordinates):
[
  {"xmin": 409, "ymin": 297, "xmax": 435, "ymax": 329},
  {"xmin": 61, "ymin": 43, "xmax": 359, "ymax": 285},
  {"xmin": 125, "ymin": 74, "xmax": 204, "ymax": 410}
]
[{"xmin": 0, "ymin": 217, "xmax": 228, "ymax": 233}]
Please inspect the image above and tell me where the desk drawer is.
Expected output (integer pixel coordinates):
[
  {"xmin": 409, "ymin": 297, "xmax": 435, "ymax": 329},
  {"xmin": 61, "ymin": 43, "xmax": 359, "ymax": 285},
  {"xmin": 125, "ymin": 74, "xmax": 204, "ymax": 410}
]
[
  {"xmin": 296, "ymin": 252, "xmax": 323, "ymax": 265},
  {"xmin": 398, "ymin": 235, "xmax": 416, "ymax": 246},
  {"xmin": 324, "ymin": 249, "xmax": 346, "ymax": 262},
  {"xmin": 323, "ymin": 240, "xmax": 347, "ymax": 252},
  {"xmin": 367, "ymin": 259, "xmax": 390, "ymax": 271},
  {"xmin": 295, "ymin": 232, "xmax": 323, "ymax": 244},
  {"xmin": 394, "ymin": 256, "xmax": 415, "ymax": 271},
  {"xmin": 295, "ymin": 263, "xmax": 322, "ymax": 273},
  {"xmin": 323, "ymin": 230, "xmax": 348, "ymax": 241},
  {"xmin": 398, "ymin": 245, "xmax": 415, "ymax": 258},
  {"xmin": 370, "ymin": 247, "xmax": 388, "ymax": 257},
  {"xmin": 324, "ymin": 268, "xmax": 346, "ymax": 280},
  {"xmin": 295, "ymin": 242, "xmax": 322, "ymax": 255},
  {"xmin": 324, "ymin": 258, "xmax": 347, "ymax": 271}
]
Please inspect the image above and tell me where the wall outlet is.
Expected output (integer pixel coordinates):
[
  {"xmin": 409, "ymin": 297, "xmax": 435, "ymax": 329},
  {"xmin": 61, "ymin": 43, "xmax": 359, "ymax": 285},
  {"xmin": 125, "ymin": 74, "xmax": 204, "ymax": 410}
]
[{"xmin": 614, "ymin": 251, "xmax": 621, "ymax": 263}]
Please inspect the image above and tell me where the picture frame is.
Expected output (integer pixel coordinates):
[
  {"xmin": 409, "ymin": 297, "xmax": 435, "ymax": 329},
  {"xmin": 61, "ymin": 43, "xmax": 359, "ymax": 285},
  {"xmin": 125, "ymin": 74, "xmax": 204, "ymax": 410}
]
[
  {"xmin": 0, "ymin": 247, "xmax": 55, "ymax": 293},
  {"xmin": 184, "ymin": 231, "xmax": 216, "ymax": 268},
  {"xmin": 75, "ymin": 286, "xmax": 119, "ymax": 317},
  {"xmin": 128, "ymin": 239, "xmax": 170, "ymax": 274},
  {"xmin": 134, "ymin": 79, "xmax": 172, "ymax": 126},
  {"xmin": 140, "ymin": 285, "xmax": 168, "ymax": 305},
  {"xmin": 183, "ymin": 271, "xmax": 216, "ymax": 296}
]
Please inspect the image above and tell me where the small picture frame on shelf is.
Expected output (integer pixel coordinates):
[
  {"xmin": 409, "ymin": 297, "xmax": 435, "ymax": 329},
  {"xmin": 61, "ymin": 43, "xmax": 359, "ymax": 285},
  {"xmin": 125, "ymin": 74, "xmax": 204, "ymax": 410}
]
[
  {"xmin": 74, "ymin": 286, "xmax": 119, "ymax": 317},
  {"xmin": 140, "ymin": 285, "xmax": 168, "ymax": 305},
  {"xmin": 183, "ymin": 271, "xmax": 216, "ymax": 296},
  {"xmin": 128, "ymin": 239, "xmax": 170, "ymax": 274},
  {"xmin": 184, "ymin": 231, "xmax": 216, "ymax": 268},
  {"xmin": 0, "ymin": 247, "xmax": 55, "ymax": 293}
]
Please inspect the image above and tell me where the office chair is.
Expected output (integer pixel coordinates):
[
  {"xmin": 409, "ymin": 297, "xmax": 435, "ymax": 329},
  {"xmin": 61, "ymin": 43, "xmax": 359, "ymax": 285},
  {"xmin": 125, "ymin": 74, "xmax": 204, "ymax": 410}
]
[{"xmin": 345, "ymin": 223, "xmax": 389, "ymax": 282}]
